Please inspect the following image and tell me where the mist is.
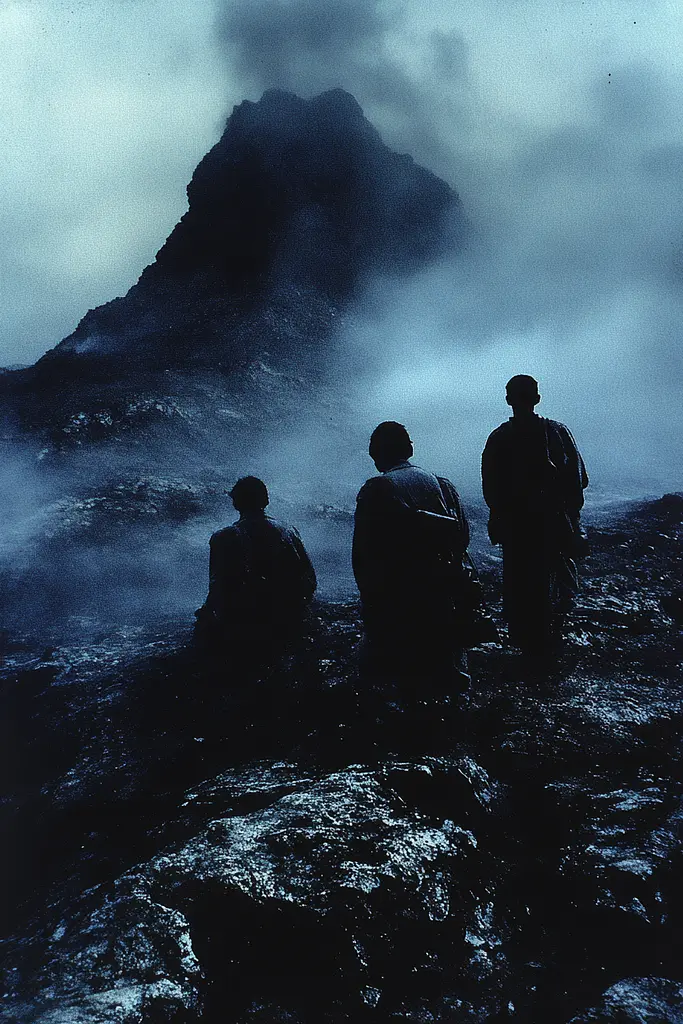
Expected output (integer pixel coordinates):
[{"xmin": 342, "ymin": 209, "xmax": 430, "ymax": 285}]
[{"xmin": 1, "ymin": 0, "xmax": 682, "ymax": 634}]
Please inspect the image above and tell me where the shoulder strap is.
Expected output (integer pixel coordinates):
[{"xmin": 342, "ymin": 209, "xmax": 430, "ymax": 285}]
[
  {"xmin": 435, "ymin": 476, "xmax": 460, "ymax": 518},
  {"xmin": 542, "ymin": 417, "xmax": 562, "ymax": 471}
]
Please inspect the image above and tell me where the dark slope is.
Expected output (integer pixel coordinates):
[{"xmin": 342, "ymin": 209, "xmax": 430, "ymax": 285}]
[
  {"xmin": 150, "ymin": 88, "xmax": 458, "ymax": 299},
  {"xmin": 0, "ymin": 89, "xmax": 462, "ymax": 448}
]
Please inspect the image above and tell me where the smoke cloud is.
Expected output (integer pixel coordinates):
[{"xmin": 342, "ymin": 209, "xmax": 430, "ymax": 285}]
[
  {"xmin": 219, "ymin": 0, "xmax": 395, "ymax": 94},
  {"xmin": 216, "ymin": 0, "xmax": 683, "ymax": 496}
]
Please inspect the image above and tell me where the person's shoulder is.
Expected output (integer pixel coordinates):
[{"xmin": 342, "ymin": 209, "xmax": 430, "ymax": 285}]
[
  {"xmin": 389, "ymin": 462, "xmax": 438, "ymax": 488},
  {"xmin": 356, "ymin": 475, "xmax": 394, "ymax": 501},
  {"xmin": 263, "ymin": 516, "xmax": 301, "ymax": 541},
  {"xmin": 545, "ymin": 418, "xmax": 576, "ymax": 441},
  {"xmin": 209, "ymin": 524, "xmax": 239, "ymax": 545},
  {"xmin": 485, "ymin": 421, "xmax": 511, "ymax": 443},
  {"xmin": 406, "ymin": 463, "xmax": 436, "ymax": 481}
]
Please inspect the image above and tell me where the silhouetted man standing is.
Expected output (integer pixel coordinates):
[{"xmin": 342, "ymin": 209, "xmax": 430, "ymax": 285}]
[
  {"xmin": 353, "ymin": 421, "xmax": 471, "ymax": 688},
  {"xmin": 196, "ymin": 476, "xmax": 316, "ymax": 657},
  {"xmin": 482, "ymin": 376, "xmax": 588, "ymax": 656}
]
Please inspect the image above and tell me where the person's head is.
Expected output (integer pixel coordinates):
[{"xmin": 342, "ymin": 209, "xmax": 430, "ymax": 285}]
[
  {"xmin": 369, "ymin": 421, "xmax": 413, "ymax": 472},
  {"xmin": 229, "ymin": 476, "xmax": 269, "ymax": 514},
  {"xmin": 506, "ymin": 374, "xmax": 540, "ymax": 414}
]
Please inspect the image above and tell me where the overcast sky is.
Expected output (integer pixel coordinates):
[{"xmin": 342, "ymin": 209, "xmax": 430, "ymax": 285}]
[{"xmin": 1, "ymin": 0, "xmax": 682, "ymax": 489}]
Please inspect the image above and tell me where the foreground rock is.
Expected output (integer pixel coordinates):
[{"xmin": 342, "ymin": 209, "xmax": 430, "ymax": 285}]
[{"xmin": 0, "ymin": 495, "xmax": 682, "ymax": 1022}]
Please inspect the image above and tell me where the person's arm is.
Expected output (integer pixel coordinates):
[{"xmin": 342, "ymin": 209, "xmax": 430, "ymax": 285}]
[
  {"xmin": 352, "ymin": 476, "xmax": 396, "ymax": 597},
  {"xmin": 290, "ymin": 528, "xmax": 317, "ymax": 602},
  {"xmin": 481, "ymin": 433, "xmax": 504, "ymax": 543},
  {"xmin": 206, "ymin": 533, "xmax": 222, "ymax": 615},
  {"xmin": 352, "ymin": 481, "xmax": 374, "ymax": 597},
  {"xmin": 437, "ymin": 477, "xmax": 470, "ymax": 555},
  {"xmin": 207, "ymin": 529, "xmax": 244, "ymax": 616},
  {"xmin": 481, "ymin": 432, "xmax": 501, "ymax": 512},
  {"xmin": 557, "ymin": 424, "xmax": 589, "ymax": 513}
]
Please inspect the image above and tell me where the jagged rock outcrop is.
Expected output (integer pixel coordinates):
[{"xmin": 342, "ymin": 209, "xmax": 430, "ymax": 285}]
[
  {"xmin": 150, "ymin": 88, "xmax": 459, "ymax": 300},
  {"xmin": 0, "ymin": 89, "xmax": 463, "ymax": 444}
]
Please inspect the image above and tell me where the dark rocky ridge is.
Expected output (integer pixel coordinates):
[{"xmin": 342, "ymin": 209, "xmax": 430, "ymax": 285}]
[
  {"xmin": 0, "ymin": 89, "xmax": 462, "ymax": 448},
  {"xmin": 1, "ymin": 495, "xmax": 682, "ymax": 1022},
  {"xmin": 151, "ymin": 89, "xmax": 458, "ymax": 299}
]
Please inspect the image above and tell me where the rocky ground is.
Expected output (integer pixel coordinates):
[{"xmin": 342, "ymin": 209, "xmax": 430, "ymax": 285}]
[{"xmin": 0, "ymin": 494, "xmax": 682, "ymax": 1023}]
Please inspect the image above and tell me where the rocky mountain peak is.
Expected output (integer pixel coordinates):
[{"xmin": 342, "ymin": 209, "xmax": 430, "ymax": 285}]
[
  {"xmin": 150, "ymin": 87, "xmax": 460, "ymax": 293},
  {"xmin": 1, "ymin": 90, "xmax": 463, "ymax": 441}
]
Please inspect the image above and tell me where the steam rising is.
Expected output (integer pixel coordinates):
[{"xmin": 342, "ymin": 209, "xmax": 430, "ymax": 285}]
[{"xmin": 1, "ymin": 0, "xmax": 681, "ymax": 632}]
